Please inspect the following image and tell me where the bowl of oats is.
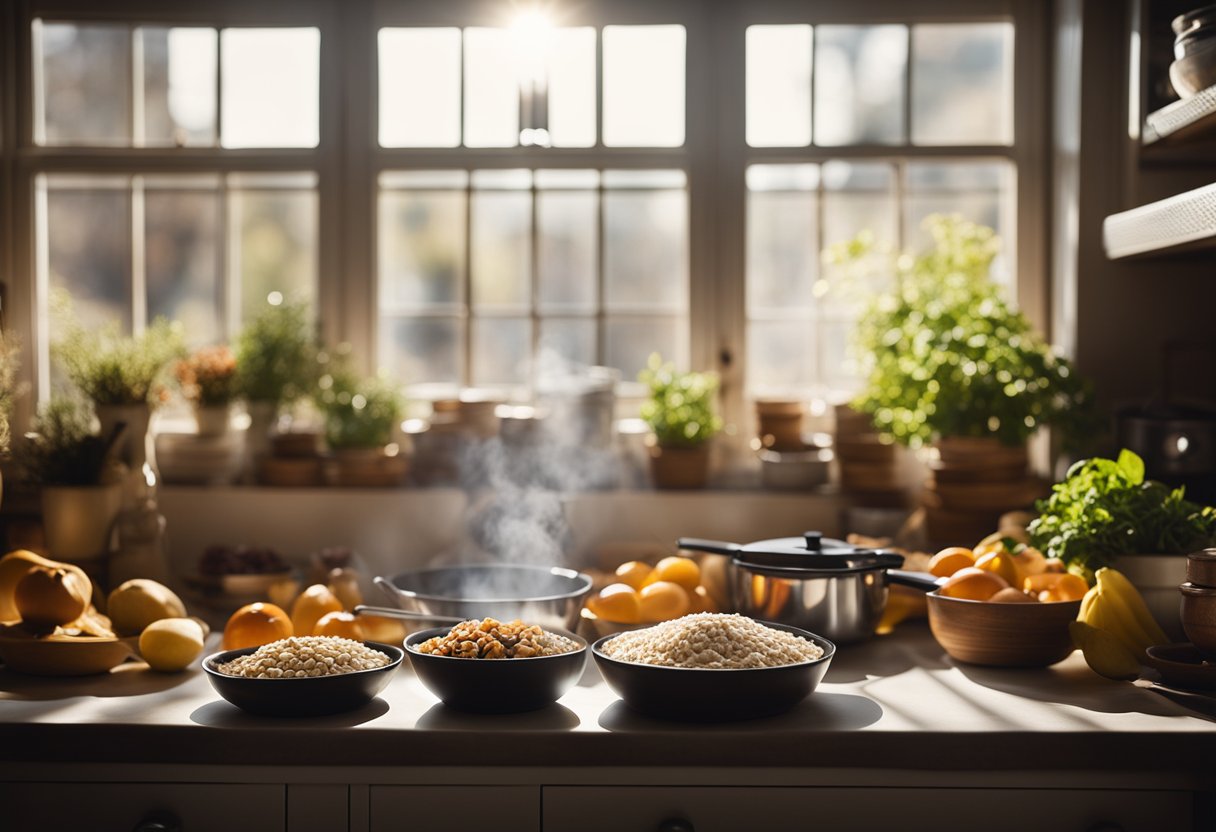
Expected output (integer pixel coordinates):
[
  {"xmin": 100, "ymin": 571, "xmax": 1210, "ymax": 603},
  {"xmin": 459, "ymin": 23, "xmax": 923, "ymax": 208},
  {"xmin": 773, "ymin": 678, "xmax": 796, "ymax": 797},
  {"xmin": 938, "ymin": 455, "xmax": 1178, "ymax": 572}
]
[
  {"xmin": 591, "ymin": 613, "xmax": 835, "ymax": 721},
  {"xmin": 405, "ymin": 618, "xmax": 587, "ymax": 713},
  {"xmin": 202, "ymin": 636, "xmax": 403, "ymax": 717}
]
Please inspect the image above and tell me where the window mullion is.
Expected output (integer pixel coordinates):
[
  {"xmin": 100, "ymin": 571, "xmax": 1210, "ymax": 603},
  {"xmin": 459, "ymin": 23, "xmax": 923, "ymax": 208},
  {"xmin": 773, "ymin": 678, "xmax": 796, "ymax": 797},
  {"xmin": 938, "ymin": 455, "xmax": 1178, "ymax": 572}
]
[{"xmin": 131, "ymin": 173, "xmax": 145, "ymax": 334}]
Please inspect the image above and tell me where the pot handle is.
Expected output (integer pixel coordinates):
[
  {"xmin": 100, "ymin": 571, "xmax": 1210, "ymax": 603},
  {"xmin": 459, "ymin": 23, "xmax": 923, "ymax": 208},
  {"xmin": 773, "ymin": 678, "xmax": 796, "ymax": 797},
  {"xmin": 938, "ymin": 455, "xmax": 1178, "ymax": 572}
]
[
  {"xmin": 677, "ymin": 538, "xmax": 742, "ymax": 556},
  {"xmin": 886, "ymin": 570, "xmax": 944, "ymax": 592},
  {"xmin": 374, "ymin": 574, "xmax": 402, "ymax": 601}
]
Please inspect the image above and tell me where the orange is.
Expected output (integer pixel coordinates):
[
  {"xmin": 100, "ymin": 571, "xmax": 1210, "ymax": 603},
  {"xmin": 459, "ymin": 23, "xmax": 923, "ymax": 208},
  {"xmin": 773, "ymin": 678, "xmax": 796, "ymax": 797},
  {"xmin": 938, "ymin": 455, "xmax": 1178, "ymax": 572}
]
[
  {"xmin": 222, "ymin": 602, "xmax": 293, "ymax": 650},
  {"xmin": 975, "ymin": 550, "xmax": 1021, "ymax": 588},
  {"xmin": 586, "ymin": 583, "xmax": 641, "ymax": 624},
  {"xmin": 1023, "ymin": 572, "xmax": 1088, "ymax": 603},
  {"xmin": 613, "ymin": 561, "xmax": 653, "ymax": 591},
  {"xmin": 638, "ymin": 580, "xmax": 690, "ymax": 622},
  {"xmin": 314, "ymin": 610, "xmax": 365, "ymax": 640},
  {"xmin": 290, "ymin": 584, "xmax": 343, "ymax": 637},
  {"xmin": 647, "ymin": 556, "xmax": 701, "ymax": 592},
  {"xmin": 939, "ymin": 567, "xmax": 1009, "ymax": 601},
  {"xmin": 359, "ymin": 614, "xmax": 407, "ymax": 645},
  {"xmin": 687, "ymin": 585, "xmax": 718, "ymax": 614},
  {"xmin": 928, "ymin": 547, "xmax": 975, "ymax": 578},
  {"xmin": 989, "ymin": 587, "xmax": 1038, "ymax": 603},
  {"xmin": 1010, "ymin": 546, "xmax": 1047, "ymax": 578}
]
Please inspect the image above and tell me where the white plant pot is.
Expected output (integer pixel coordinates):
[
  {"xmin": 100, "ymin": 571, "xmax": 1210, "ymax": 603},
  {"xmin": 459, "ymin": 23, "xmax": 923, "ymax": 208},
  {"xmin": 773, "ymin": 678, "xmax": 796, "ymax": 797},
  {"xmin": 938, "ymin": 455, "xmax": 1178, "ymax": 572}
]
[
  {"xmin": 194, "ymin": 404, "xmax": 232, "ymax": 437},
  {"xmin": 1112, "ymin": 553, "xmax": 1188, "ymax": 642},
  {"xmin": 41, "ymin": 484, "xmax": 123, "ymax": 566}
]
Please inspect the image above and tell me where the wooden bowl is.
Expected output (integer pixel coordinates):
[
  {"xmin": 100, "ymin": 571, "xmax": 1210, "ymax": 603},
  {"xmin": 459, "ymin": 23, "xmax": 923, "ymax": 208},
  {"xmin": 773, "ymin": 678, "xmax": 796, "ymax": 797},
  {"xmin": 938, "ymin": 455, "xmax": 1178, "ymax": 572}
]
[
  {"xmin": 0, "ymin": 631, "xmax": 139, "ymax": 676},
  {"xmin": 926, "ymin": 591, "xmax": 1081, "ymax": 668}
]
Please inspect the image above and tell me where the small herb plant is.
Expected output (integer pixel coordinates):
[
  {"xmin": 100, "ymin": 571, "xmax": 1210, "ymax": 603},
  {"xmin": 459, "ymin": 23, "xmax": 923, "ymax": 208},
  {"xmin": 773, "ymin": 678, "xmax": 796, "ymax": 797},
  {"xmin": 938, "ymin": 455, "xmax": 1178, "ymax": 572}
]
[
  {"xmin": 19, "ymin": 397, "xmax": 118, "ymax": 486},
  {"xmin": 234, "ymin": 301, "xmax": 318, "ymax": 409},
  {"xmin": 639, "ymin": 354, "xmax": 722, "ymax": 448},
  {"xmin": 827, "ymin": 215, "xmax": 1094, "ymax": 448},
  {"xmin": 315, "ymin": 348, "xmax": 404, "ymax": 451},
  {"xmin": 1029, "ymin": 449, "xmax": 1216, "ymax": 574},
  {"xmin": 176, "ymin": 345, "xmax": 238, "ymax": 407},
  {"xmin": 0, "ymin": 334, "xmax": 20, "ymax": 453},
  {"xmin": 53, "ymin": 295, "xmax": 185, "ymax": 407}
]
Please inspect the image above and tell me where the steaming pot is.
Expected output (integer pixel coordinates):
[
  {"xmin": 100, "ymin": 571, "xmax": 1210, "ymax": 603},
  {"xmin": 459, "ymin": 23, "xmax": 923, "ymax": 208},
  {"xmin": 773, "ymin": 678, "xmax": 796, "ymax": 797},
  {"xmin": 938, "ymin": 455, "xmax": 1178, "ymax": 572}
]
[
  {"xmin": 374, "ymin": 564, "xmax": 592, "ymax": 632},
  {"xmin": 679, "ymin": 532, "xmax": 936, "ymax": 644}
]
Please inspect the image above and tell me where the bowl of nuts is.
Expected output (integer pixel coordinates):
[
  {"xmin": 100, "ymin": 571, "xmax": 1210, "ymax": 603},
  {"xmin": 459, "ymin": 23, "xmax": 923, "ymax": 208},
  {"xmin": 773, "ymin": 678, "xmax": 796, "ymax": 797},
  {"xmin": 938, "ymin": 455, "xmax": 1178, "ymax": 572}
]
[
  {"xmin": 202, "ymin": 636, "xmax": 403, "ymax": 717},
  {"xmin": 405, "ymin": 618, "xmax": 587, "ymax": 713}
]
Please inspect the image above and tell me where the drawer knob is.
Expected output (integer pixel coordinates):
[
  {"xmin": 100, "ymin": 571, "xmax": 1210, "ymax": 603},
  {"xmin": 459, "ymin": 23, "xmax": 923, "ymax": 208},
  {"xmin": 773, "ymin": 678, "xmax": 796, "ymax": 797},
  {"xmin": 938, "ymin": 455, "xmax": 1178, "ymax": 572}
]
[
  {"xmin": 657, "ymin": 819, "xmax": 695, "ymax": 832},
  {"xmin": 133, "ymin": 811, "xmax": 182, "ymax": 832}
]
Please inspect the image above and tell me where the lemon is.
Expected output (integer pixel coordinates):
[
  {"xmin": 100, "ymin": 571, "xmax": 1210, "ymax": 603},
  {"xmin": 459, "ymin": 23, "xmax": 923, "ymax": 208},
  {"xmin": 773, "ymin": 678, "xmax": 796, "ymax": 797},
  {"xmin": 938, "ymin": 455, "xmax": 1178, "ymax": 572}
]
[
  {"xmin": 648, "ymin": 556, "xmax": 701, "ymax": 592},
  {"xmin": 613, "ymin": 561, "xmax": 654, "ymax": 591},
  {"xmin": 939, "ymin": 567, "xmax": 1008, "ymax": 601},
  {"xmin": 974, "ymin": 550, "xmax": 1021, "ymax": 588},
  {"xmin": 638, "ymin": 581, "xmax": 690, "ymax": 622},
  {"xmin": 291, "ymin": 584, "xmax": 344, "ymax": 636},
  {"xmin": 928, "ymin": 547, "xmax": 975, "ymax": 578},
  {"xmin": 586, "ymin": 583, "xmax": 641, "ymax": 624},
  {"xmin": 139, "ymin": 617, "xmax": 205, "ymax": 672}
]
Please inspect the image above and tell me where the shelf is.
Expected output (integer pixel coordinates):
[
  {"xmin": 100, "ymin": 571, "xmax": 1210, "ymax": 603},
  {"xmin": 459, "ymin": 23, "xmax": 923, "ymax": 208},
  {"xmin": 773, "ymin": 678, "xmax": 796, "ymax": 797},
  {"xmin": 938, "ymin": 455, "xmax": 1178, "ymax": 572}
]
[
  {"xmin": 1143, "ymin": 83, "xmax": 1216, "ymax": 147},
  {"xmin": 1103, "ymin": 181, "xmax": 1216, "ymax": 259}
]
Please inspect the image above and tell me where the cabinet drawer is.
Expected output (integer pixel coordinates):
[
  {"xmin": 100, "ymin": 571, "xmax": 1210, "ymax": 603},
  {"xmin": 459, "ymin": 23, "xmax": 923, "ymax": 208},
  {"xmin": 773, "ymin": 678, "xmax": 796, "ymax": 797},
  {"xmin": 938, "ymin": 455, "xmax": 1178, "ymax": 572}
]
[
  {"xmin": 543, "ymin": 786, "xmax": 1193, "ymax": 832},
  {"xmin": 0, "ymin": 782, "xmax": 285, "ymax": 830},
  {"xmin": 370, "ymin": 785, "xmax": 539, "ymax": 832}
]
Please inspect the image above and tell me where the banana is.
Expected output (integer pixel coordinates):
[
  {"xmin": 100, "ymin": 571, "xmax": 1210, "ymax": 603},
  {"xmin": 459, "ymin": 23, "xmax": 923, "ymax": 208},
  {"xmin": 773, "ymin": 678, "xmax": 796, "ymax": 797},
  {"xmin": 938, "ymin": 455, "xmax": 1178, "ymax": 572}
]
[
  {"xmin": 1079, "ymin": 585, "xmax": 1100, "ymax": 622},
  {"xmin": 1081, "ymin": 586, "xmax": 1148, "ymax": 659},
  {"xmin": 1095, "ymin": 568, "xmax": 1168, "ymax": 646},
  {"xmin": 1092, "ymin": 583, "xmax": 1156, "ymax": 654},
  {"xmin": 1070, "ymin": 620, "xmax": 1140, "ymax": 681}
]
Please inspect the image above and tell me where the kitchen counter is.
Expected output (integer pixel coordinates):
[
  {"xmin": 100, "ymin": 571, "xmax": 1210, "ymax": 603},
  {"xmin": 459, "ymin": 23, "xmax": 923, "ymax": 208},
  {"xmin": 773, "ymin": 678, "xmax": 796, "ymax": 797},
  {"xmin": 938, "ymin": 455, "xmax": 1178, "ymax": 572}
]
[{"xmin": 2, "ymin": 625, "xmax": 1214, "ymax": 831}]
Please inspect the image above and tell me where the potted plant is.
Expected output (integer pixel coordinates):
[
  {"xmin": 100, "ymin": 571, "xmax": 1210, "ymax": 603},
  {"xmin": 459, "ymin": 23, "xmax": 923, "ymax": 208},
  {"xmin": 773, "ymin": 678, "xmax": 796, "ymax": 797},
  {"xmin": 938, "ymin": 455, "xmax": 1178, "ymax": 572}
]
[
  {"xmin": 53, "ymin": 300, "xmax": 184, "ymax": 494},
  {"xmin": 1029, "ymin": 448, "xmax": 1216, "ymax": 639},
  {"xmin": 315, "ymin": 351, "xmax": 407, "ymax": 487},
  {"xmin": 18, "ymin": 398, "xmax": 123, "ymax": 566},
  {"xmin": 175, "ymin": 345, "xmax": 238, "ymax": 436},
  {"xmin": 0, "ymin": 333, "xmax": 21, "ymax": 507},
  {"xmin": 234, "ymin": 301, "xmax": 319, "ymax": 479},
  {"xmin": 639, "ymin": 354, "xmax": 722, "ymax": 489}
]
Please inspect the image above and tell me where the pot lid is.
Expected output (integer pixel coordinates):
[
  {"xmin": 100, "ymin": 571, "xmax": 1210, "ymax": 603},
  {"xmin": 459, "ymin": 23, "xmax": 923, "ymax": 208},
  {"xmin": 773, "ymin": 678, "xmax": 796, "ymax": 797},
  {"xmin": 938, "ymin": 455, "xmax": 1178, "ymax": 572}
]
[{"xmin": 678, "ymin": 531, "xmax": 904, "ymax": 571}]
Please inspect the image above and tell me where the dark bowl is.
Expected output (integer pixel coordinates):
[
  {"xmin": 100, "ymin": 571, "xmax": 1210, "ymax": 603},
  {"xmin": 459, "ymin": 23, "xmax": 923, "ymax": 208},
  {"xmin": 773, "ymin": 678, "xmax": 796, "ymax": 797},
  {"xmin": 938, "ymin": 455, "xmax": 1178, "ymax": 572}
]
[
  {"xmin": 202, "ymin": 641, "xmax": 403, "ymax": 717},
  {"xmin": 405, "ymin": 626, "xmax": 588, "ymax": 713},
  {"xmin": 1145, "ymin": 643, "xmax": 1216, "ymax": 691},
  {"xmin": 591, "ymin": 622, "xmax": 835, "ymax": 722}
]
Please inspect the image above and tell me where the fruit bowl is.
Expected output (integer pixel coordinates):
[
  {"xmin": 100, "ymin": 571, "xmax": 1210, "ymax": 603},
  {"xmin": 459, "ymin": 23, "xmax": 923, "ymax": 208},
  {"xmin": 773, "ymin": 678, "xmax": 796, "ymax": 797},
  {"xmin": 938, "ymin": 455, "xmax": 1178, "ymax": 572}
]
[
  {"xmin": 202, "ymin": 640, "xmax": 403, "ymax": 717},
  {"xmin": 0, "ymin": 629, "xmax": 138, "ymax": 676},
  {"xmin": 405, "ymin": 626, "xmax": 587, "ymax": 713},
  {"xmin": 926, "ymin": 591, "xmax": 1080, "ymax": 668}
]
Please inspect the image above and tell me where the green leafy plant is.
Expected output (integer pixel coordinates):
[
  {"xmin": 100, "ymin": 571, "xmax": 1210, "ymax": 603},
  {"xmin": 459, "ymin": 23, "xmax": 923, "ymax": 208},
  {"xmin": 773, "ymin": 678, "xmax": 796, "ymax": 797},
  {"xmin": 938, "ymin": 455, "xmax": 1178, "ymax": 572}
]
[
  {"xmin": 18, "ymin": 397, "xmax": 119, "ymax": 486},
  {"xmin": 53, "ymin": 302, "xmax": 185, "ymax": 407},
  {"xmin": 1029, "ymin": 449, "xmax": 1216, "ymax": 574},
  {"xmin": 638, "ymin": 354, "xmax": 722, "ymax": 448},
  {"xmin": 828, "ymin": 214, "xmax": 1094, "ymax": 448},
  {"xmin": 314, "ymin": 348, "xmax": 404, "ymax": 451},
  {"xmin": 0, "ymin": 333, "xmax": 20, "ymax": 453},
  {"xmin": 176, "ymin": 345, "xmax": 238, "ymax": 407},
  {"xmin": 234, "ymin": 301, "xmax": 319, "ymax": 409}
]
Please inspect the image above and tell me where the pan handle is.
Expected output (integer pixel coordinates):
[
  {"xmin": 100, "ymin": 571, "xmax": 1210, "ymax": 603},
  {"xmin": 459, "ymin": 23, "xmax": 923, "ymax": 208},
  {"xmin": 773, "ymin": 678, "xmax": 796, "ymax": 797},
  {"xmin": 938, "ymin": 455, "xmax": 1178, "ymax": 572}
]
[
  {"xmin": 677, "ymin": 538, "xmax": 743, "ymax": 556},
  {"xmin": 886, "ymin": 569, "xmax": 944, "ymax": 592},
  {"xmin": 353, "ymin": 604, "xmax": 466, "ymax": 625}
]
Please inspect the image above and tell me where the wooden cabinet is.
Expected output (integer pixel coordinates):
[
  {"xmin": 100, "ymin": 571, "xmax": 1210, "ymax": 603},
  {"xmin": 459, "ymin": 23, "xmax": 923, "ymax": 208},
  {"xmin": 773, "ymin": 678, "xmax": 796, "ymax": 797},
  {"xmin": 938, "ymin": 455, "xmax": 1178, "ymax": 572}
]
[
  {"xmin": 0, "ymin": 782, "xmax": 286, "ymax": 831},
  {"xmin": 541, "ymin": 786, "xmax": 1193, "ymax": 832},
  {"xmin": 369, "ymin": 785, "xmax": 540, "ymax": 832}
]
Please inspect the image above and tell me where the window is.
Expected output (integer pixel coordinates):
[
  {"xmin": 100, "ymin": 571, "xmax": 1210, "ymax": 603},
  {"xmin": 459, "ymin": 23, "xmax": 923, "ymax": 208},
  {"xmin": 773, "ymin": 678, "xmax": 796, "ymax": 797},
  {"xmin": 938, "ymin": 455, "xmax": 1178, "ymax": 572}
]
[{"xmin": 2, "ymin": 2, "xmax": 1044, "ymax": 440}]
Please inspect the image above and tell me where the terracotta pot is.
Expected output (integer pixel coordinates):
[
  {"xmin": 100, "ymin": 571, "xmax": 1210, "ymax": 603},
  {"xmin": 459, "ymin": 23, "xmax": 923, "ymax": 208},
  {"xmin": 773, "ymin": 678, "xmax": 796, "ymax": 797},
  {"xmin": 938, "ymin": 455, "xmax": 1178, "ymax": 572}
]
[
  {"xmin": 193, "ymin": 404, "xmax": 231, "ymax": 437},
  {"xmin": 934, "ymin": 436, "xmax": 1028, "ymax": 472},
  {"xmin": 834, "ymin": 404, "xmax": 876, "ymax": 440},
  {"xmin": 326, "ymin": 447, "xmax": 409, "ymax": 488},
  {"xmin": 755, "ymin": 399, "xmax": 804, "ymax": 451},
  {"xmin": 1112, "ymin": 553, "xmax": 1188, "ymax": 642},
  {"xmin": 40, "ymin": 484, "xmax": 123, "ymax": 565},
  {"xmin": 648, "ymin": 443, "xmax": 710, "ymax": 490},
  {"xmin": 243, "ymin": 401, "xmax": 278, "ymax": 484}
]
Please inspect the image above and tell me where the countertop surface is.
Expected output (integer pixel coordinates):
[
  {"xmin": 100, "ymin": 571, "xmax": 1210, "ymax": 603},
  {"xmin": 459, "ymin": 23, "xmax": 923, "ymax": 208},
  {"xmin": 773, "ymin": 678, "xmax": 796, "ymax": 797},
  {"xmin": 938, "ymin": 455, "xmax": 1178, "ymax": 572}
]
[{"xmin": 2, "ymin": 624, "xmax": 1214, "ymax": 772}]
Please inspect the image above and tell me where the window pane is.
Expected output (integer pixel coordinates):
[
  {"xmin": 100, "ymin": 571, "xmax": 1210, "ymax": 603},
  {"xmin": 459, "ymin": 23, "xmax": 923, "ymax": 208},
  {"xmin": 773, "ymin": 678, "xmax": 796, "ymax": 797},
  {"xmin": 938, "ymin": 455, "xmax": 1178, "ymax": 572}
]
[
  {"xmin": 747, "ymin": 189, "xmax": 817, "ymax": 314},
  {"xmin": 539, "ymin": 317, "xmax": 596, "ymax": 367},
  {"xmin": 818, "ymin": 318, "xmax": 860, "ymax": 392},
  {"xmin": 230, "ymin": 179, "xmax": 318, "ymax": 321},
  {"xmin": 603, "ymin": 25, "xmax": 685, "ymax": 147},
  {"xmin": 378, "ymin": 188, "xmax": 466, "ymax": 310},
  {"xmin": 538, "ymin": 190, "xmax": 597, "ymax": 312},
  {"xmin": 548, "ymin": 28, "xmax": 597, "ymax": 147},
  {"xmin": 746, "ymin": 25, "xmax": 812, "ymax": 147},
  {"xmin": 472, "ymin": 317, "xmax": 531, "ymax": 386},
  {"xmin": 904, "ymin": 161, "xmax": 1014, "ymax": 285},
  {"xmin": 912, "ymin": 24, "xmax": 1012, "ymax": 145},
  {"xmin": 471, "ymin": 190, "xmax": 531, "ymax": 310},
  {"xmin": 37, "ymin": 22, "xmax": 130, "ymax": 145},
  {"xmin": 464, "ymin": 27, "xmax": 518, "ymax": 148},
  {"xmin": 379, "ymin": 28, "xmax": 461, "ymax": 148},
  {"xmin": 748, "ymin": 320, "xmax": 814, "ymax": 396},
  {"xmin": 381, "ymin": 316, "xmax": 463, "ymax": 386},
  {"xmin": 604, "ymin": 188, "xmax": 687, "ymax": 311},
  {"xmin": 605, "ymin": 317, "xmax": 685, "ymax": 381},
  {"xmin": 44, "ymin": 177, "xmax": 131, "ymax": 330},
  {"xmin": 814, "ymin": 25, "xmax": 906, "ymax": 146},
  {"xmin": 221, "ymin": 28, "xmax": 319, "ymax": 148},
  {"xmin": 140, "ymin": 27, "xmax": 217, "ymax": 147},
  {"xmin": 145, "ymin": 182, "xmax": 220, "ymax": 345},
  {"xmin": 820, "ymin": 162, "xmax": 897, "ymax": 313}
]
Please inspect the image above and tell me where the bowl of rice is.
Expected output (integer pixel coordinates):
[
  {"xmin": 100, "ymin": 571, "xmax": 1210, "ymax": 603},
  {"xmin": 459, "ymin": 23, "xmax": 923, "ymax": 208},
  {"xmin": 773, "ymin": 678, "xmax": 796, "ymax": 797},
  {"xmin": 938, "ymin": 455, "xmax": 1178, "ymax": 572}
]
[
  {"xmin": 202, "ymin": 636, "xmax": 404, "ymax": 717},
  {"xmin": 591, "ymin": 613, "xmax": 835, "ymax": 721},
  {"xmin": 405, "ymin": 618, "xmax": 587, "ymax": 713}
]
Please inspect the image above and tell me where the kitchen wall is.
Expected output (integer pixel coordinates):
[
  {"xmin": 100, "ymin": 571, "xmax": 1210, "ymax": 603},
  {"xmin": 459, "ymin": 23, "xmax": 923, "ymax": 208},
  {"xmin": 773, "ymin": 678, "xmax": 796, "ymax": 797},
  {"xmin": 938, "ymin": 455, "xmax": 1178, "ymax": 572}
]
[{"xmin": 1054, "ymin": 0, "xmax": 1216, "ymax": 447}]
